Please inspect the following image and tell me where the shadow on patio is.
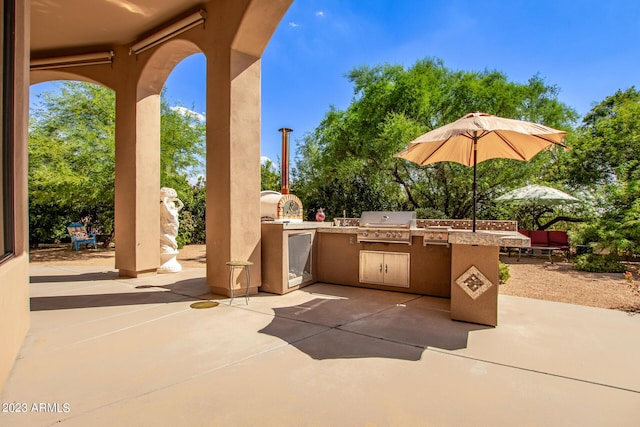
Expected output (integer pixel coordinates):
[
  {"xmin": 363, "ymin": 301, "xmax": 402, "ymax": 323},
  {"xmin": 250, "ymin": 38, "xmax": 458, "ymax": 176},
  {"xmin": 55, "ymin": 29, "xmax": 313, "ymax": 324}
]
[
  {"xmin": 30, "ymin": 271, "xmax": 120, "ymax": 283},
  {"xmin": 3, "ymin": 266, "xmax": 638, "ymax": 426},
  {"xmin": 29, "ymin": 275, "xmax": 220, "ymax": 311},
  {"xmin": 260, "ymin": 296, "xmax": 488, "ymax": 360}
]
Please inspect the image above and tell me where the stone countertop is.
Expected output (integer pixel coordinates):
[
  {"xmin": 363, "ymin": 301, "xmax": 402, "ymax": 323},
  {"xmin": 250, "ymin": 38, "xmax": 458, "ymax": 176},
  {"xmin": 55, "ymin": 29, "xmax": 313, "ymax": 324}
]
[
  {"xmin": 261, "ymin": 221, "xmax": 336, "ymax": 230},
  {"xmin": 317, "ymin": 226, "xmax": 359, "ymax": 234},
  {"xmin": 316, "ymin": 225, "xmax": 530, "ymax": 247},
  {"xmin": 448, "ymin": 230, "xmax": 530, "ymax": 247}
]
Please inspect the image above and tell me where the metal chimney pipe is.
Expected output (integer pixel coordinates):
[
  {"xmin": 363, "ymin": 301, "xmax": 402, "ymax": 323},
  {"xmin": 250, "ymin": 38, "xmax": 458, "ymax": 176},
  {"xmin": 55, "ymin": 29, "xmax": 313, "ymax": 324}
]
[{"xmin": 278, "ymin": 128, "xmax": 293, "ymax": 194}]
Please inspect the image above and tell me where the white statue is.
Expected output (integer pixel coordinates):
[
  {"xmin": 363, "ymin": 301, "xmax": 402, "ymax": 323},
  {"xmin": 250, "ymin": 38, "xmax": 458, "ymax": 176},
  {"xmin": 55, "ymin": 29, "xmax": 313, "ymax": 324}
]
[{"xmin": 159, "ymin": 187, "xmax": 184, "ymax": 273}]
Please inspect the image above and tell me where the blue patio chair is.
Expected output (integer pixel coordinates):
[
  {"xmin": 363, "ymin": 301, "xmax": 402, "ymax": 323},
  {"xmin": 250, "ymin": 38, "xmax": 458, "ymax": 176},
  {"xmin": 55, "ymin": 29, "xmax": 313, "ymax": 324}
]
[{"xmin": 67, "ymin": 222, "xmax": 97, "ymax": 251}]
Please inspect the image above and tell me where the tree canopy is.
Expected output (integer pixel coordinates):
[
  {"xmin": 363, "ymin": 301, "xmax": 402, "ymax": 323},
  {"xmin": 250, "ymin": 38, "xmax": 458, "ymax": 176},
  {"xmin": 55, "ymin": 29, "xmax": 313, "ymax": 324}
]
[
  {"xmin": 261, "ymin": 159, "xmax": 281, "ymax": 191},
  {"xmin": 557, "ymin": 87, "xmax": 640, "ymax": 254},
  {"xmin": 293, "ymin": 58, "xmax": 578, "ymax": 221},
  {"xmin": 28, "ymin": 81, "xmax": 205, "ymax": 245}
]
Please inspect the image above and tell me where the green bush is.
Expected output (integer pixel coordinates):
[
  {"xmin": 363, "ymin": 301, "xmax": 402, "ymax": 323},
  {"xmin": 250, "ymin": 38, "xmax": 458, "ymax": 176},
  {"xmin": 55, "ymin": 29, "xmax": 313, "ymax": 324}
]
[
  {"xmin": 176, "ymin": 210, "xmax": 195, "ymax": 249},
  {"xmin": 498, "ymin": 261, "xmax": 511, "ymax": 284},
  {"xmin": 415, "ymin": 207, "xmax": 446, "ymax": 219},
  {"xmin": 574, "ymin": 253, "xmax": 626, "ymax": 273},
  {"xmin": 190, "ymin": 184, "xmax": 206, "ymax": 244}
]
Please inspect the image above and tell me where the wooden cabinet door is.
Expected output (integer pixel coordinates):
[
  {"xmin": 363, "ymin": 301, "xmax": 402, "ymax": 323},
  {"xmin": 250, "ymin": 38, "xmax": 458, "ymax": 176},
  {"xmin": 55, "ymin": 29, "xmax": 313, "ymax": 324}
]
[
  {"xmin": 359, "ymin": 251, "xmax": 385, "ymax": 284},
  {"xmin": 382, "ymin": 252, "xmax": 410, "ymax": 287},
  {"xmin": 359, "ymin": 251, "xmax": 410, "ymax": 287}
]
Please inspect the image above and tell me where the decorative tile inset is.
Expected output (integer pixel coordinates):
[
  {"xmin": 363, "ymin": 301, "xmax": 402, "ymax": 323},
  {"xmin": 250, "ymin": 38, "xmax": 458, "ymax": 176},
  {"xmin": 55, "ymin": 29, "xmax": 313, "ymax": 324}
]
[{"xmin": 455, "ymin": 266, "xmax": 493, "ymax": 300}]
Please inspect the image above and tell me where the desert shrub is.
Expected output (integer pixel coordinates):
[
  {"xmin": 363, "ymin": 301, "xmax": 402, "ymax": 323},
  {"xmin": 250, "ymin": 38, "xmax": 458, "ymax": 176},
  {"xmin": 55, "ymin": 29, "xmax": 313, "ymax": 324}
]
[
  {"xmin": 176, "ymin": 210, "xmax": 195, "ymax": 249},
  {"xmin": 498, "ymin": 261, "xmax": 511, "ymax": 284},
  {"xmin": 574, "ymin": 253, "xmax": 626, "ymax": 273},
  {"xmin": 182, "ymin": 181, "xmax": 206, "ymax": 244}
]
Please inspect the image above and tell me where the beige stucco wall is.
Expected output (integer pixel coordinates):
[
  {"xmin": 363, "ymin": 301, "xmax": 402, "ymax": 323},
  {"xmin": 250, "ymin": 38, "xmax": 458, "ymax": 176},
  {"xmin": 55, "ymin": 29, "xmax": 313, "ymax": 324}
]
[
  {"xmin": 2, "ymin": 0, "xmax": 291, "ymax": 389},
  {"xmin": 30, "ymin": 1, "xmax": 291, "ymax": 285},
  {"xmin": 2, "ymin": 0, "xmax": 291, "ymax": 390},
  {"xmin": 0, "ymin": 256, "xmax": 30, "ymax": 389},
  {"xmin": 0, "ymin": 0, "xmax": 30, "ymax": 391}
]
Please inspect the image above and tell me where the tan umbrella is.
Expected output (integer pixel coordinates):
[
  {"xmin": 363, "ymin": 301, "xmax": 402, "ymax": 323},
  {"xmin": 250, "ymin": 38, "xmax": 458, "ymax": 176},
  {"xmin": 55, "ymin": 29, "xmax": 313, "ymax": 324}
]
[{"xmin": 394, "ymin": 112, "xmax": 567, "ymax": 231}]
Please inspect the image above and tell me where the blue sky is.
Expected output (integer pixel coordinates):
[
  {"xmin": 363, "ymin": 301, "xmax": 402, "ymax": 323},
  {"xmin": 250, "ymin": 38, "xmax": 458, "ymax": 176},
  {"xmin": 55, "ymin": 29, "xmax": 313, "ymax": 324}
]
[{"xmin": 33, "ymin": 0, "xmax": 640, "ymax": 165}]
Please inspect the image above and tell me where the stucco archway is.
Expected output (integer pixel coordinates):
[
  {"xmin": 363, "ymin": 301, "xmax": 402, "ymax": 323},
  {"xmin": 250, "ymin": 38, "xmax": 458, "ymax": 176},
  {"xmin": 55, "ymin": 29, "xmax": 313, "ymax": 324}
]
[
  {"xmin": 115, "ymin": 39, "xmax": 205, "ymax": 277},
  {"xmin": 137, "ymin": 39, "xmax": 202, "ymax": 101},
  {"xmin": 2, "ymin": 0, "xmax": 294, "ymax": 392},
  {"xmin": 30, "ymin": 70, "xmax": 114, "ymax": 90},
  {"xmin": 28, "ymin": 76, "xmax": 116, "ymax": 254}
]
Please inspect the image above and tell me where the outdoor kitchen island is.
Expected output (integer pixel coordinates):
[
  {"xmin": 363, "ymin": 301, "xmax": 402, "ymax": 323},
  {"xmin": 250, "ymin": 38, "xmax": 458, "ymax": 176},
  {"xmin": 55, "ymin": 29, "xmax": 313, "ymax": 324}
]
[{"xmin": 261, "ymin": 215, "xmax": 530, "ymax": 327}]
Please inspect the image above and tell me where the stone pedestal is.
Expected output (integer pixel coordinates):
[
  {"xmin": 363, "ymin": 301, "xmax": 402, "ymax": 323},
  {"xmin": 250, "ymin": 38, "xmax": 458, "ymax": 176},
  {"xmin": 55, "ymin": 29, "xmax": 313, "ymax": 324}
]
[{"xmin": 159, "ymin": 250, "xmax": 182, "ymax": 273}]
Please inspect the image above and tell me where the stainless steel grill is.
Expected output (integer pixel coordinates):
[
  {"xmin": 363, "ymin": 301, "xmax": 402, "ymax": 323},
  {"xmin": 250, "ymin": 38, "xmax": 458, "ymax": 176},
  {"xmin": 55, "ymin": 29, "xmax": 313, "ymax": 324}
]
[{"xmin": 357, "ymin": 211, "xmax": 416, "ymax": 244}]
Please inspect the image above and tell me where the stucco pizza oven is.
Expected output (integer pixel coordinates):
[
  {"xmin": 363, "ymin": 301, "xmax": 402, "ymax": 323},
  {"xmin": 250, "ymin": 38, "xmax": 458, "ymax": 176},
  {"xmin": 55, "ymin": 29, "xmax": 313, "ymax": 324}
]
[{"xmin": 260, "ymin": 191, "xmax": 303, "ymax": 223}]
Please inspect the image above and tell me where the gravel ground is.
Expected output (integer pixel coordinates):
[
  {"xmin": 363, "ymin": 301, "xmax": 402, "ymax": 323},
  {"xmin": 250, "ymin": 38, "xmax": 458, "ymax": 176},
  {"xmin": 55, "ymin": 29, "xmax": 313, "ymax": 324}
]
[
  {"xmin": 29, "ymin": 244, "xmax": 640, "ymax": 313},
  {"xmin": 499, "ymin": 255, "xmax": 639, "ymax": 313}
]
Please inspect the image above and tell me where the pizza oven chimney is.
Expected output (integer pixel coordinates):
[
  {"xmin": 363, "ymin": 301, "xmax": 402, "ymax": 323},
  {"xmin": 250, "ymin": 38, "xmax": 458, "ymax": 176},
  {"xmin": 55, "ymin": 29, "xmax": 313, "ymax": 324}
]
[{"xmin": 278, "ymin": 127, "xmax": 293, "ymax": 195}]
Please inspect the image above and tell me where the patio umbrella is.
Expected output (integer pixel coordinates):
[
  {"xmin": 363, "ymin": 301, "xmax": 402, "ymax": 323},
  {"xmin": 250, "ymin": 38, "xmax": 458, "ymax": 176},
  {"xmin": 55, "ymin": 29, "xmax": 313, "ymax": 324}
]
[
  {"xmin": 394, "ymin": 112, "xmax": 567, "ymax": 232},
  {"xmin": 495, "ymin": 184, "xmax": 580, "ymax": 206}
]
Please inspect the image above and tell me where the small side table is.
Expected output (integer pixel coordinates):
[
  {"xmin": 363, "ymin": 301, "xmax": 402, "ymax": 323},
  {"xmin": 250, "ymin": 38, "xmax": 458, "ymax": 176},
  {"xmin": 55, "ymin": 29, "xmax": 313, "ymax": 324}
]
[
  {"xmin": 538, "ymin": 247, "xmax": 561, "ymax": 264},
  {"xmin": 225, "ymin": 261, "xmax": 253, "ymax": 305}
]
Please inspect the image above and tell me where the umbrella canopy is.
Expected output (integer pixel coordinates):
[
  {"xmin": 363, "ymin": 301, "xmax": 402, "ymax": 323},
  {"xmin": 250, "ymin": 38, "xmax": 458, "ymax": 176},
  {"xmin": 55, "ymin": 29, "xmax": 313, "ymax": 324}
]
[
  {"xmin": 495, "ymin": 184, "xmax": 580, "ymax": 206},
  {"xmin": 394, "ymin": 112, "xmax": 567, "ymax": 231}
]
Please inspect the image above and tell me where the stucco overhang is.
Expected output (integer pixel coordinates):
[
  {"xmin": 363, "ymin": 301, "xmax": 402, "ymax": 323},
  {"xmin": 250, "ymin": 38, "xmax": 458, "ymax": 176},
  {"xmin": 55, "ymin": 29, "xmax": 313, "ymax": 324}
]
[{"xmin": 30, "ymin": 0, "xmax": 205, "ymax": 58}]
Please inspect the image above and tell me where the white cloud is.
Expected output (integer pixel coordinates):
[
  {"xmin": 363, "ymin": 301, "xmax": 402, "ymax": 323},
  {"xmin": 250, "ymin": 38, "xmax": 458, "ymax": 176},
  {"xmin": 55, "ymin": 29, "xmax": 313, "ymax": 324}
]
[
  {"xmin": 288, "ymin": 21, "xmax": 299, "ymax": 28},
  {"xmin": 261, "ymin": 156, "xmax": 273, "ymax": 165},
  {"xmin": 171, "ymin": 106, "xmax": 206, "ymax": 122},
  {"xmin": 315, "ymin": 11, "xmax": 325, "ymax": 17}
]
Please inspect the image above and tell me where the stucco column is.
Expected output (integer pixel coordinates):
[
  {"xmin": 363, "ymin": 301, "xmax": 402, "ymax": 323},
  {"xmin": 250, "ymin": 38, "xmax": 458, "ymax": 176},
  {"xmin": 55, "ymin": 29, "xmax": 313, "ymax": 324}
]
[
  {"xmin": 114, "ymin": 91, "xmax": 161, "ymax": 277},
  {"xmin": 450, "ymin": 244, "xmax": 499, "ymax": 326},
  {"xmin": 206, "ymin": 50, "xmax": 262, "ymax": 296}
]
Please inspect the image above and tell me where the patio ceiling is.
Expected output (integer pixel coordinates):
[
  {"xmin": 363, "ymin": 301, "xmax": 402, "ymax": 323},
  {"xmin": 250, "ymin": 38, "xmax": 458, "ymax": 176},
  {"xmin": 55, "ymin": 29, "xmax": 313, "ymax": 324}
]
[{"xmin": 30, "ymin": 0, "xmax": 204, "ymax": 57}]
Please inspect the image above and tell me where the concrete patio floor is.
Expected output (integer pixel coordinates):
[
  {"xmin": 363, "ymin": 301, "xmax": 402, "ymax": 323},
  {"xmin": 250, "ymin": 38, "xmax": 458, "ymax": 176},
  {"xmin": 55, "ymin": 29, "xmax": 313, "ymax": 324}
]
[{"xmin": 1, "ymin": 265, "xmax": 640, "ymax": 426}]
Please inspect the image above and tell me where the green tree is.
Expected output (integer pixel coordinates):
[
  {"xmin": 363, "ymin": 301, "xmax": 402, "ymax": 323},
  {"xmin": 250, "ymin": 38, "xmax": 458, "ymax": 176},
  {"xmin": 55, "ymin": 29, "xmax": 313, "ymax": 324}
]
[
  {"xmin": 28, "ymin": 82, "xmax": 205, "ymax": 245},
  {"xmin": 29, "ymin": 83, "xmax": 116, "ymax": 243},
  {"xmin": 161, "ymin": 105, "xmax": 205, "ymax": 201},
  {"xmin": 293, "ymin": 58, "xmax": 577, "ymax": 221},
  {"xmin": 184, "ymin": 178, "xmax": 207, "ymax": 244},
  {"xmin": 261, "ymin": 159, "xmax": 281, "ymax": 191},
  {"xmin": 558, "ymin": 87, "xmax": 640, "ymax": 255}
]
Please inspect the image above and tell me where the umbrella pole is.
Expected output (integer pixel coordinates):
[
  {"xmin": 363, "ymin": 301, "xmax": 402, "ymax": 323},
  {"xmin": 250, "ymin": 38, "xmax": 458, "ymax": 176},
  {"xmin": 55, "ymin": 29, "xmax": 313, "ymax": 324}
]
[{"xmin": 472, "ymin": 133, "xmax": 477, "ymax": 232}]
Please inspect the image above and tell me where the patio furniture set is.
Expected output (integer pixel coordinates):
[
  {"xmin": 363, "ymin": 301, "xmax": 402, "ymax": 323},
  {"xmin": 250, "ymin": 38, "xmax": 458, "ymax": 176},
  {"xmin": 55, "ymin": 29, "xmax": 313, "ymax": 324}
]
[{"xmin": 507, "ymin": 229, "xmax": 570, "ymax": 263}]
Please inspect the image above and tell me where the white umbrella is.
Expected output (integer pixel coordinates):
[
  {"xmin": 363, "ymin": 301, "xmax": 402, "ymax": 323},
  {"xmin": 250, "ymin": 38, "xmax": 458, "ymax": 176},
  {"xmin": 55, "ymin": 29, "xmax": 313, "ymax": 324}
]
[
  {"xmin": 495, "ymin": 184, "xmax": 581, "ymax": 205},
  {"xmin": 395, "ymin": 112, "xmax": 567, "ymax": 231}
]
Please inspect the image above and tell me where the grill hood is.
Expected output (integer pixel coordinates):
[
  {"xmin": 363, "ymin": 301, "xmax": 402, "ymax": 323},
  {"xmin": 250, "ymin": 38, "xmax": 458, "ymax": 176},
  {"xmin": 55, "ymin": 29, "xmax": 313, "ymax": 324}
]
[{"xmin": 359, "ymin": 211, "xmax": 416, "ymax": 228}]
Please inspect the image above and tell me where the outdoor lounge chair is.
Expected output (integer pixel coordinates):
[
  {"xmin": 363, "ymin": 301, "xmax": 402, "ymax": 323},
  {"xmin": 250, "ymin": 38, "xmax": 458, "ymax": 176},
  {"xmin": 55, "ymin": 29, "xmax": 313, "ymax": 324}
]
[
  {"xmin": 67, "ymin": 222, "xmax": 97, "ymax": 251},
  {"xmin": 547, "ymin": 230, "xmax": 570, "ymax": 251},
  {"xmin": 514, "ymin": 229, "xmax": 570, "ymax": 263}
]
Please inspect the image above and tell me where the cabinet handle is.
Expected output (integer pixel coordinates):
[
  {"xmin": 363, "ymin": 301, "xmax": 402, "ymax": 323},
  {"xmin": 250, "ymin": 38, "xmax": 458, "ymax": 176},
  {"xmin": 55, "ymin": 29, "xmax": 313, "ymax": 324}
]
[
  {"xmin": 385, "ymin": 264, "xmax": 388, "ymax": 273},
  {"xmin": 379, "ymin": 264, "xmax": 383, "ymax": 272}
]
